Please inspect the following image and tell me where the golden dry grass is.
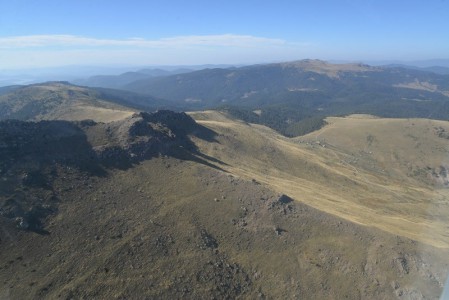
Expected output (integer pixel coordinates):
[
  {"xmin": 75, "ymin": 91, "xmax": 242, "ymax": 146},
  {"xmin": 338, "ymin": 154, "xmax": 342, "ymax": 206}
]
[
  {"xmin": 189, "ymin": 111, "xmax": 449, "ymax": 248},
  {"xmin": 1, "ymin": 83, "xmax": 136, "ymax": 123},
  {"xmin": 50, "ymin": 105, "xmax": 135, "ymax": 122},
  {"xmin": 280, "ymin": 60, "xmax": 378, "ymax": 78}
]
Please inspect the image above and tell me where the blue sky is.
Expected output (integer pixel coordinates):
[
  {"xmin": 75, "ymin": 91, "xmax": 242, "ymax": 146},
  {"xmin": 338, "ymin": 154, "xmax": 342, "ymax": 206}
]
[{"xmin": 1, "ymin": 0, "xmax": 448, "ymax": 69}]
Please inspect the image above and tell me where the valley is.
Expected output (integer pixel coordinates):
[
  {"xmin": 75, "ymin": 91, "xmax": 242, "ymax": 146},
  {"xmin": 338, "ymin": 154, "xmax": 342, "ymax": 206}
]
[
  {"xmin": 1, "ymin": 61, "xmax": 449, "ymax": 298},
  {"xmin": 3, "ymin": 0, "xmax": 449, "ymax": 297}
]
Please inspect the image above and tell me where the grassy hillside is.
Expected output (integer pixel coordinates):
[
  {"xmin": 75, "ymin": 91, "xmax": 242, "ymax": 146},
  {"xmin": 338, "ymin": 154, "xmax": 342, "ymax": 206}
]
[
  {"xmin": 190, "ymin": 111, "xmax": 449, "ymax": 249},
  {"xmin": 3, "ymin": 157, "xmax": 448, "ymax": 299},
  {"xmin": 302, "ymin": 115, "xmax": 449, "ymax": 187},
  {"xmin": 2, "ymin": 74, "xmax": 449, "ymax": 297},
  {"xmin": 1, "ymin": 112, "xmax": 448, "ymax": 298},
  {"xmin": 0, "ymin": 82, "xmax": 173, "ymax": 122}
]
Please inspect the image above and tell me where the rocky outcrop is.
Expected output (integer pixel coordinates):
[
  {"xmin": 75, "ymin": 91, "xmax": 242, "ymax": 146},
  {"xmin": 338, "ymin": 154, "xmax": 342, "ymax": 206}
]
[
  {"xmin": 0, "ymin": 110, "xmax": 216, "ymax": 232},
  {"xmin": 82, "ymin": 111, "xmax": 208, "ymax": 167}
]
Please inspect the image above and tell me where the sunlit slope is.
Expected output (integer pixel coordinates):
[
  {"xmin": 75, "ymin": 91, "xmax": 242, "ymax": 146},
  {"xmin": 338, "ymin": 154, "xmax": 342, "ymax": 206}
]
[
  {"xmin": 3, "ymin": 111, "xmax": 447, "ymax": 298},
  {"xmin": 301, "ymin": 114, "xmax": 449, "ymax": 187},
  {"xmin": 190, "ymin": 111, "xmax": 449, "ymax": 248},
  {"xmin": 0, "ymin": 82, "xmax": 135, "ymax": 122}
]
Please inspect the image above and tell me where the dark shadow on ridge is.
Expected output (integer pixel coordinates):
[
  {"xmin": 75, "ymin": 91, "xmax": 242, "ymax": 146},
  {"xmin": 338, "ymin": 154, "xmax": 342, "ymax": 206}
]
[{"xmin": 0, "ymin": 112, "xmax": 226, "ymax": 234}]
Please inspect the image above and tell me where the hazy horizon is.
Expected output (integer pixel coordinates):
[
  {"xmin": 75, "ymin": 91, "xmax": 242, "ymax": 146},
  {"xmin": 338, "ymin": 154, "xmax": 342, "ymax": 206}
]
[
  {"xmin": 1, "ymin": 57, "xmax": 449, "ymax": 88},
  {"xmin": 1, "ymin": 0, "xmax": 449, "ymax": 70},
  {"xmin": 3, "ymin": 58, "xmax": 449, "ymax": 73}
]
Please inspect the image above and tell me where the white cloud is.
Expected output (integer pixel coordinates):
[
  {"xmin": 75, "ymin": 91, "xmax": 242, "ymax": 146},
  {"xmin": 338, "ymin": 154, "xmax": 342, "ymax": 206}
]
[
  {"xmin": 0, "ymin": 34, "xmax": 286, "ymax": 49},
  {"xmin": 0, "ymin": 34, "xmax": 318, "ymax": 69}
]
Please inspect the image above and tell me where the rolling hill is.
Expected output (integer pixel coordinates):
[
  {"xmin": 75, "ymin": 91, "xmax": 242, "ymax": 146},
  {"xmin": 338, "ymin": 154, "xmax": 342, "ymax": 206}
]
[
  {"xmin": 2, "ymin": 60, "xmax": 449, "ymax": 298},
  {"xmin": 121, "ymin": 59, "xmax": 449, "ymax": 136},
  {"xmin": 73, "ymin": 72, "xmax": 154, "ymax": 89},
  {"xmin": 72, "ymin": 68, "xmax": 194, "ymax": 89},
  {"xmin": 0, "ymin": 82, "xmax": 173, "ymax": 122},
  {"xmin": 189, "ymin": 111, "xmax": 449, "ymax": 248},
  {"xmin": 124, "ymin": 60, "xmax": 449, "ymax": 108}
]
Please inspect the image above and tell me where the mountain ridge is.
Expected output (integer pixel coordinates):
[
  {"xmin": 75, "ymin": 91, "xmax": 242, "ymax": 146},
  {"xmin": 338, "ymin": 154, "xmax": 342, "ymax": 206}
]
[
  {"xmin": 0, "ymin": 82, "xmax": 175, "ymax": 122},
  {"xmin": 4, "ymin": 59, "xmax": 449, "ymax": 138},
  {"xmin": 119, "ymin": 60, "xmax": 449, "ymax": 136},
  {"xmin": 1, "ymin": 108, "xmax": 449, "ymax": 298}
]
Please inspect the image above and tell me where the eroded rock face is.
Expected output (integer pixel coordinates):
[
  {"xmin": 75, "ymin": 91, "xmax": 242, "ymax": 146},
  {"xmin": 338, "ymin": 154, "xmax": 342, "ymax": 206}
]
[
  {"xmin": 0, "ymin": 110, "xmax": 214, "ymax": 232},
  {"xmin": 82, "ymin": 111, "xmax": 204, "ymax": 164}
]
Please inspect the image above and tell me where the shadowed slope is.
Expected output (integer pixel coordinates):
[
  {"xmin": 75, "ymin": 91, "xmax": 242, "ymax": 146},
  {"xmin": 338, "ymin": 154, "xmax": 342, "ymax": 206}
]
[
  {"xmin": 0, "ymin": 111, "xmax": 220, "ymax": 233},
  {"xmin": 1, "ymin": 157, "xmax": 447, "ymax": 299}
]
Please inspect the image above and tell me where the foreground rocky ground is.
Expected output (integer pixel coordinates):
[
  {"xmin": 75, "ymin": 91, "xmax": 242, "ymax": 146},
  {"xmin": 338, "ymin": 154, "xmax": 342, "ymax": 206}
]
[{"xmin": 1, "ymin": 111, "xmax": 448, "ymax": 299}]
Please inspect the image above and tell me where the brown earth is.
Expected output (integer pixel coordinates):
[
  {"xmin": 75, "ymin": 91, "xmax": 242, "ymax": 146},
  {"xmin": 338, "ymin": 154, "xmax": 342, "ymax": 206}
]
[{"xmin": 1, "ymin": 111, "xmax": 449, "ymax": 299}]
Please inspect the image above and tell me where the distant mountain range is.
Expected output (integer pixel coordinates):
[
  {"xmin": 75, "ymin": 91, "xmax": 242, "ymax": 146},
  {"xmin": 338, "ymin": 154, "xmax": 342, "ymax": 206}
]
[
  {"xmin": 0, "ymin": 64, "xmax": 238, "ymax": 87},
  {"xmin": 122, "ymin": 59, "xmax": 449, "ymax": 105},
  {"xmin": 372, "ymin": 59, "xmax": 449, "ymax": 68},
  {"xmin": 382, "ymin": 64, "xmax": 449, "ymax": 75},
  {"xmin": 3, "ymin": 59, "xmax": 449, "ymax": 299},
  {"xmin": 2, "ymin": 59, "xmax": 449, "ymax": 136},
  {"xmin": 119, "ymin": 59, "xmax": 449, "ymax": 135},
  {"xmin": 72, "ymin": 68, "xmax": 194, "ymax": 89}
]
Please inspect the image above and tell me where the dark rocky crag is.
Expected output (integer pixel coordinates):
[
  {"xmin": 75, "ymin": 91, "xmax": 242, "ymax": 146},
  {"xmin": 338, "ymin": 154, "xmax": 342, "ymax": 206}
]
[{"xmin": 0, "ymin": 110, "xmax": 216, "ymax": 233}]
